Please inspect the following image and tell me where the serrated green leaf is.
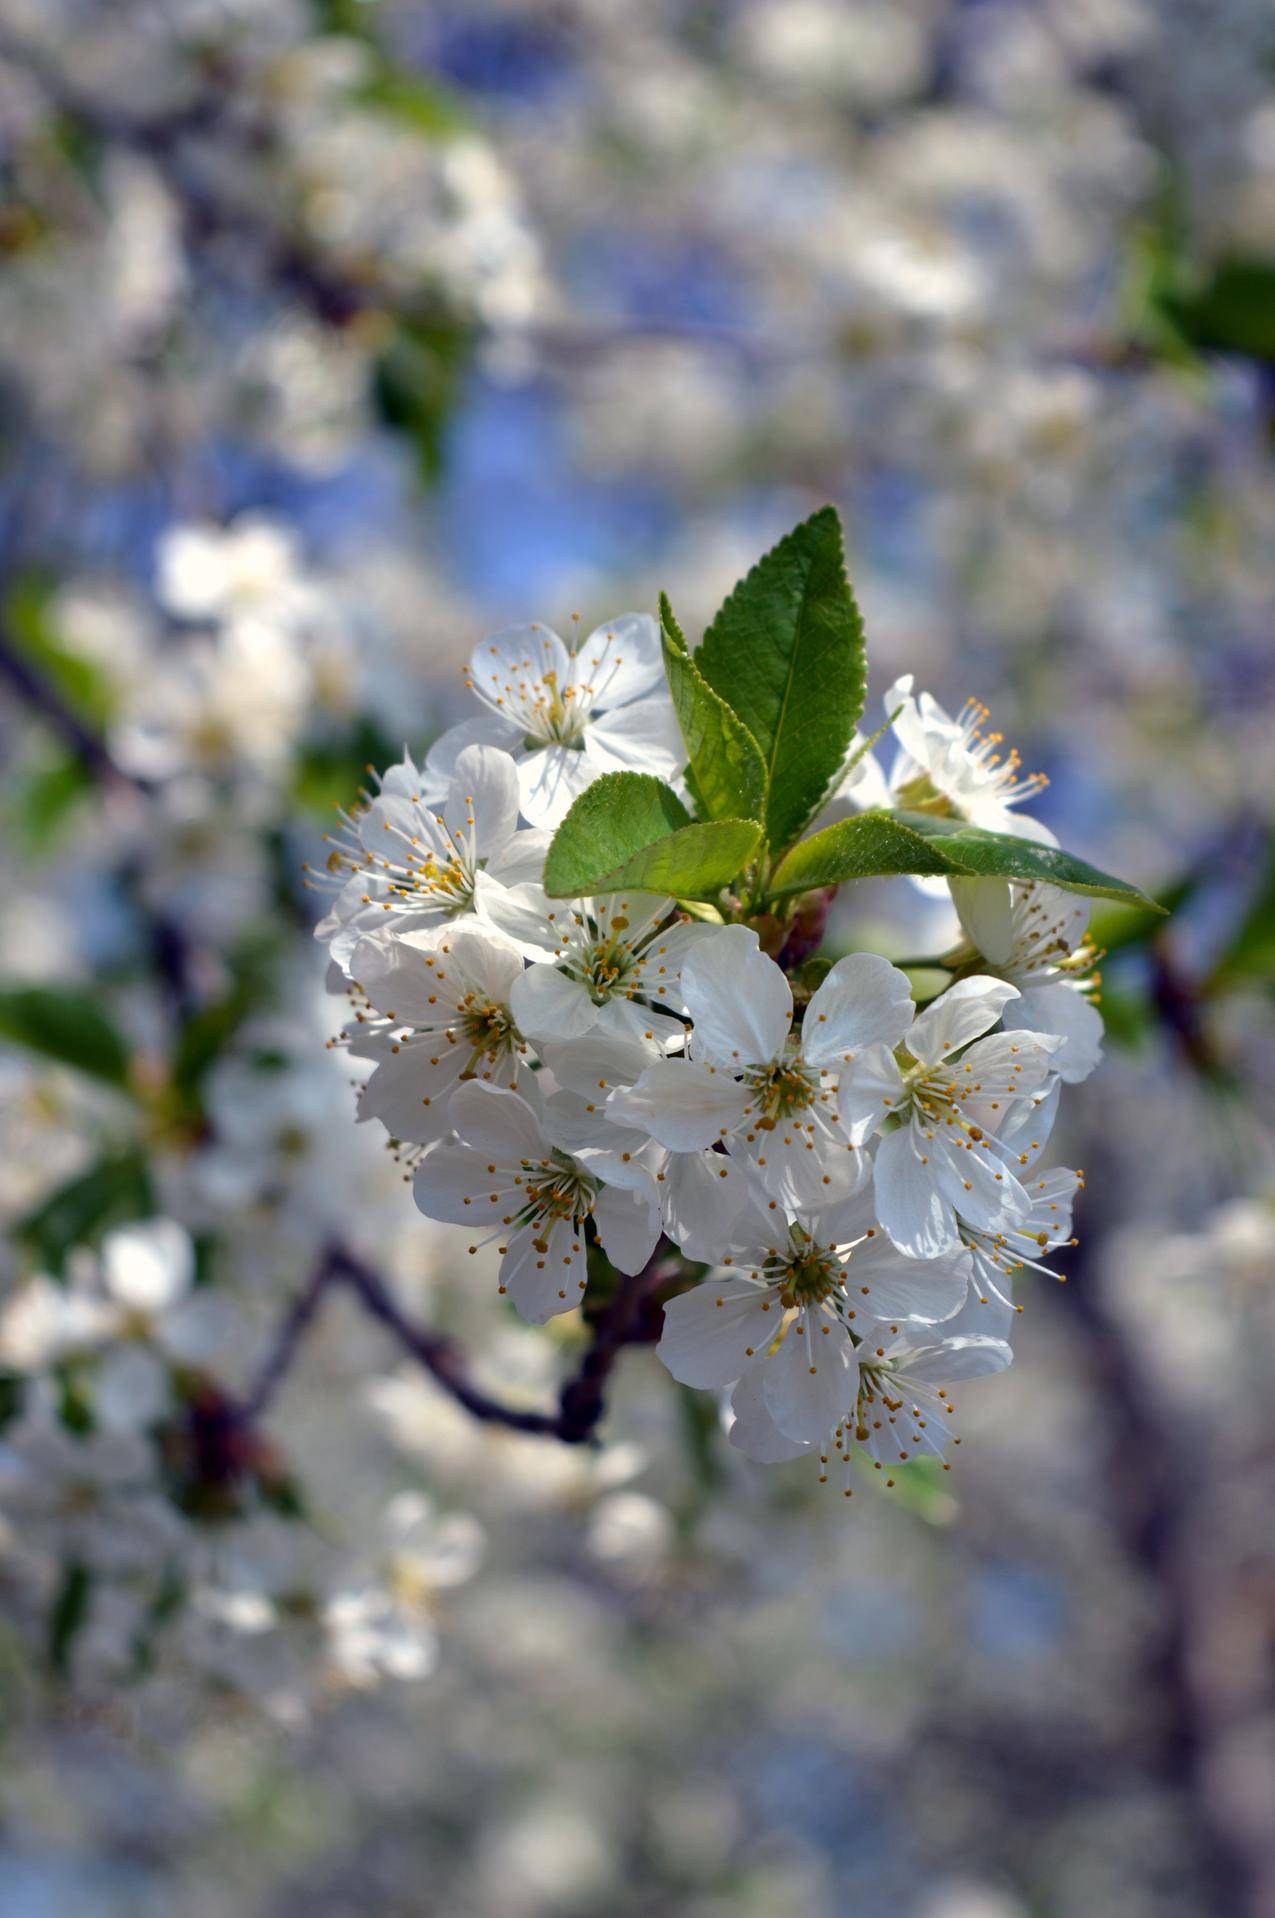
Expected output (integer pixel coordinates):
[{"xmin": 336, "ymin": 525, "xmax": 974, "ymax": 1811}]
[
  {"xmin": 16, "ymin": 1149, "xmax": 155, "ymax": 1276},
  {"xmin": 0, "ymin": 984, "xmax": 132, "ymax": 1089},
  {"xmin": 659, "ymin": 593, "xmax": 766, "ymax": 823},
  {"xmin": 768, "ymin": 810, "xmax": 1162, "ymax": 910},
  {"xmin": 695, "ymin": 507, "xmax": 866, "ymax": 854},
  {"xmin": 543, "ymin": 772, "xmax": 761, "ymax": 900}
]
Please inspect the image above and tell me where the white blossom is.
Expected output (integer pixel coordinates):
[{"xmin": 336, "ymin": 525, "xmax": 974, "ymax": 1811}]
[
  {"xmin": 312, "ymin": 743, "xmax": 545, "ymax": 968},
  {"xmin": 425, "ymin": 616, "xmax": 684, "ymax": 827},
  {"xmin": 949, "ymin": 877, "xmax": 1104, "ymax": 1083},
  {"xmin": 658, "ymin": 1198, "xmax": 971, "ymax": 1444},
  {"xmin": 835, "ymin": 674, "xmax": 1054, "ymax": 840},
  {"xmin": 412, "ymin": 1081, "xmax": 661, "ymax": 1323},
  {"xmin": 606, "ymin": 927, "xmax": 914, "ymax": 1208},
  {"xmin": 839, "ymin": 976, "xmax": 1062, "ymax": 1257},
  {"xmin": 509, "ymin": 891, "xmax": 709, "ymax": 1051},
  {"xmin": 727, "ymin": 1327, "xmax": 1013, "ymax": 1489},
  {"xmin": 348, "ymin": 919, "xmax": 532, "ymax": 1146}
]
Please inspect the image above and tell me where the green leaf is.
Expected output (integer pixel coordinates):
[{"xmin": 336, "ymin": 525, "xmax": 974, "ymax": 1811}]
[
  {"xmin": 7, "ymin": 744, "xmax": 93, "ymax": 853},
  {"xmin": 768, "ymin": 810, "xmax": 1163, "ymax": 910},
  {"xmin": 1161, "ymin": 256, "xmax": 1275, "ymax": 363},
  {"xmin": 16, "ymin": 1149, "xmax": 155, "ymax": 1276},
  {"xmin": 373, "ymin": 315, "xmax": 473, "ymax": 485},
  {"xmin": 543, "ymin": 772, "xmax": 761, "ymax": 900},
  {"xmin": 6, "ymin": 575, "xmax": 114, "ymax": 725},
  {"xmin": 659, "ymin": 593, "xmax": 766, "ymax": 823},
  {"xmin": 0, "ymin": 984, "xmax": 132, "ymax": 1089},
  {"xmin": 695, "ymin": 507, "xmax": 866, "ymax": 853}
]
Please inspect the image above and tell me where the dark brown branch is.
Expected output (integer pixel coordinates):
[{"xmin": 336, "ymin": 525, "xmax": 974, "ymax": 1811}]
[{"xmin": 240, "ymin": 1240, "xmax": 677, "ymax": 1446}]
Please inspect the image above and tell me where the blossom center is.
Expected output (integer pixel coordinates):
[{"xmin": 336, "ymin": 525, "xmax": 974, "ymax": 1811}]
[
  {"xmin": 522, "ymin": 671, "xmax": 589, "ymax": 748},
  {"xmin": 768, "ymin": 1243, "xmax": 842, "ymax": 1311},
  {"xmin": 458, "ymin": 997, "xmax": 518, "ymax": 1058},
  {"xmin": 743, "ymin": 1056, "xmax": 819, "ymax": 1129},
  {"xmin": 518, "ymin": 1153, "xmax": 596, "ymax": 1237}
]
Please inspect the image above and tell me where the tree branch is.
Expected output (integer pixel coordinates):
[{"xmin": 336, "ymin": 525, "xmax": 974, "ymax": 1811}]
[{"xmin": 239, "ymin": 1239, "xmax": 678, "ymax": 1446}]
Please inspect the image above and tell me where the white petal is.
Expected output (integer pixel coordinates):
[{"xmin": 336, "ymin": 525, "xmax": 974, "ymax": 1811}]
[
  {"xmin": 449, "ymin": 1081, "xmax": 547, "ymax": 1161},
  {"xmin": 582, "ymin": 694, "xmax": 685, "ymax": 780},
  {"xmin": 660, "ymin": 1149, "xmax": 763, "ymax": 1263},
  {"xmin": 932, "ymin": 1134, "xmax": 1031, "ymax": 1233},
  {"xmin": 422, "ymin": 715, "xmax": 521, "ymax": 797},
  {"xmin": 510, "ymin": 963, "xmax": 598, "ymax": 1043},
  {"xmin": 900, "ymin": 1334, "xmax": 1013, "ymax": 1387},
  {"xmin": 473, "ymin": 874, "xmax": 560, "ymax": 955},
  {"xmin": 728, "ymin": 1367, "xmax": 813, "ymax": 1463},
  {"xmin": 657, "ymin": 1278, "xmax": 775, "ymax": 1389},
  {"xmin": 351, "ymin": 929, "xmax": 461, "ymax": 1027},
  {"xmin": 413, "ymin": 1140, "xmax": 517, "ymax": 1227},
  {"xmin": 606, "ymin": 1060, "xmax": 749, "ymax": 1151},
  {"xmin": 681, "ymin": 927, "xmax": 790, "ymax": 1066},
  {"xmin": 908, "ymin": 975, "xmax": 1020, "ymax": 1066},
  {"xmin": 432, "ymin": 917, "xmax": 525, "ymax": 1005},
  {"xmin": 93, "ymin": 1346, "xmax": 170, "ymax": 1433},
  {"xmin": 843, "ymin": 1237, "xmax": 970, "ymax": 1325},
  {"xmin": 836, "ymin": 1042, "xmax": 905, "ymax": 1145},
  {"xmin": 591, "ymin": 996, "xmax": 687, "ymax": 1053},
  {"xmin": 162, "ymin": 1291, "xmax": 238, "ymax": 1365},
  {"xmin": 948, "ymin": 877, "xmax": 1015, "ymax": 965},
  {"xmin": 593, "ymin": 1186, "xmax": 662, "ymax": 1275},
  {"xmin": 568, "ymin": 614, "xmax": 664, "ymax": 709},
  {"xmin": 100, "ymin": 1221, "xmax": 193, "ymax": 1313},
  {"xmin": 501, "ymin": 1218, "xmax": 586, "ymax": 1323},
  {"xmin": 468, "ymin": 623, "xmax": 571, "ymax": 715},
  {"xmin": 444, "ymin": 744, "xmax": 520, "ymax": 859},
  {"xmin": 1004, "ymin": 984, "xmax": 1103, "ymax": 1084},
  {"xmin": 751, "ymin": 1121, "xmax": 868, "ymax": 1211},
  {"xmin": 802, "ymin": 952, "xmax": 915, "ymax": 1066},
  {"xmin": 872, "ymin": 1125, "xmax": 959, "ymax": 1257},
  {"xmin": 358, "ymin": 1045, "xmax": 468, "ymax": 1143},
  {"xmin": 540, "ymin": 1031, "xmax": 657, "ymax": 1096},
  {"xmin": 761, "ymin": 1308, "xmax": 858, "ymax": 1444},
  {"xmin": 516, "ymin": 745, "xmax": 597, "ymax": 828},
  {"xmin": 485, "ymin": 828, "xmax": 550, "ymax": 888}
]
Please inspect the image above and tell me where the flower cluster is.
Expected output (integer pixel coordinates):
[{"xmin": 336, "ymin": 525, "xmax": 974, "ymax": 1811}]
[{"xmin": 319, "ymin": 557, "xmax": 1101, "ymax": 1496}]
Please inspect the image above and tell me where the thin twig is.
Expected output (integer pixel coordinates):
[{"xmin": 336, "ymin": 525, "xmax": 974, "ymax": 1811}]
[{"xmin": 239, "ymin": 1240, "xmax": 678, "ymax": 1446}]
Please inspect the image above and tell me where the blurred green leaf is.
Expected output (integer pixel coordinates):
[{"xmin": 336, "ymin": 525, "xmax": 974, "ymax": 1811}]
[
  {"xmin": 1208, "ymin": 835, "xmax": 1275, "ymax": 993},
  {"xmin": 373, "ymin": 315, "xmax": 473, "ymax": 484},
  {"xmin": 354, "ymin": 68, "xmax": 470, "ymax": 137},
  {"xmin": 7, "ymin": 744, "xmax": 93, "ymax": 853},
  {"xmin": 16, "ymin": 1149, "xmax": 154, "ymax": 1275},
  {"xmin": 5, "ymin": 575, "xmax": 114, "ymax": 725},
  {"xmin": 1161, "ymin": 256, "xmax": 1275, "ymax": 362},
  {"xmin": 544, "ymin": 773, "xmax": 761, "ymax": 900},
  {"xmin": 0, "ymin": 984, "xmax": 132, "ymax": 1089}
]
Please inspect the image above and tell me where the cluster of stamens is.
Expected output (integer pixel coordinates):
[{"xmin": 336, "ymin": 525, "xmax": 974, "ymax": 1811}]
[{"xmin": 464, "ymin": 620, "xmax": 633, "ymax": 751}]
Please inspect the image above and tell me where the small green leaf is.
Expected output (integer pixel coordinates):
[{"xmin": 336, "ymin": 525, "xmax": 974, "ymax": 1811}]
[
  {"xmin": 0, "ymin": 984, "xmax": 132, "ymax": 1089},
  {"xmin": 768, "ymin": 810, "xmax": 1162, "ymax": 911},
  {"xmin": 696, "ymin": 507, "xmax": 866, "ymax": 854},
  {"xmin": 659, "ymin": 593, "xmax": 766, "ymax": 823},
  {"xmin": 543, "ymin": 772, "xmax": 761, "ymax": 900},
  {"xmin": 16, "ymin": 1149, "xmax": 154, "ymax": 1276}
]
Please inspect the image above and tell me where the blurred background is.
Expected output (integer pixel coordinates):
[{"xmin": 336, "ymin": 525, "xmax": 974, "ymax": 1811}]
[{"xmin": 1, "ymin": 3, "xmax": 1274, "ymax": 1915}]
